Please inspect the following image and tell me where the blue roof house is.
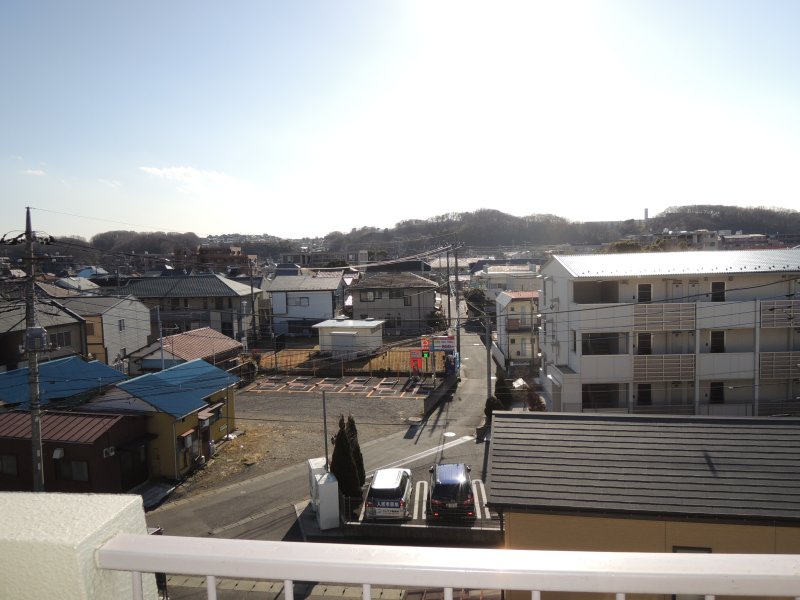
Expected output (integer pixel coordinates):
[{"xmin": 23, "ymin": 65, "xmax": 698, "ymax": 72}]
[{"xmin": 115, "ymin": 359, "xmax": 238, "ymax": 480}]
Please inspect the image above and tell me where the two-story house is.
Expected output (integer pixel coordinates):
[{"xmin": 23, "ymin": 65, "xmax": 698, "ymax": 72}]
[
  {"xmin": 495, "ymin": 291, "xmax": 539, "ymax": 378},
  {"xmin": 349, "ymin": 273, "xmax": 439, "ymax": 336},
  {"xmin": 58, "ymin": 296, "xmax": 150, "ymax": 371},
  {"xmin": 265, "ymin": 275, "xmax": 345, "ymax": 336},
  {"xmin": 122, "ymin": 274, "xmax": 259, "ymax": 343},
  {"xmin": 538, "ymin": 248, "xmax": 800, "ymax": 416}
]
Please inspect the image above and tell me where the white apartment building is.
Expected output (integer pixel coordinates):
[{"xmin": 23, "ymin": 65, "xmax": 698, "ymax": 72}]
[
  {"xmin": 471, "ymin": 264, "xmax": 538, "ymax": 301},
  {"xmin": 538, "ymin": 248, "xmax": 800, "ymax": 416}
]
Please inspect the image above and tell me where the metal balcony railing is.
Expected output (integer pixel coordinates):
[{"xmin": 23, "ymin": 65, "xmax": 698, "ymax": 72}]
[{"xmin": 97, "ymin": 533, "xmax": 800, "ymax": 600}]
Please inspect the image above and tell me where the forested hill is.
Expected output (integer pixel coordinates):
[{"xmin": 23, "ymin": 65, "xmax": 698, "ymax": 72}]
[{"xmin": 32, "ymin": 205, "xmax": 800, "ymax": 264}]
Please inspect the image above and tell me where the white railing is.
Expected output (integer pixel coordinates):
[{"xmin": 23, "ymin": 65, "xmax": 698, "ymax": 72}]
[{"xmin": 97, "ymin": 533, "xmax": 800, "ymax": 600}]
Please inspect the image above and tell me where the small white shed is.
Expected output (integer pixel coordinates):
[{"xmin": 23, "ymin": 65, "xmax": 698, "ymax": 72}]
[{"xmin": 313, "ymin": 318, "xmax": 385, "ymax": 356}]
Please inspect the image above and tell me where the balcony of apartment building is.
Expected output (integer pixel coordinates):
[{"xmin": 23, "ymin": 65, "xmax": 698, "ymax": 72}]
[{"xmin": 7, "ymin": 492, "xmax": 799, "ymax": 600}]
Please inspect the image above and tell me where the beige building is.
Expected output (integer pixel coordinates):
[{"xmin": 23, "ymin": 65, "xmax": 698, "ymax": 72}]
[
  {"xmin": 487, "ymin": 412, "xmax": 800, "ymax": 600},
  {"xmin": 350, "ymin": 272, "xmax": 439, "ymax": 335}
]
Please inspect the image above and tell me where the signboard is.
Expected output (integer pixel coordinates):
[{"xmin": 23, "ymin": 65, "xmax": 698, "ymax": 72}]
[
  {"xmin": 410, "ymin": 349, "xmax": 422, "ymax": 359},
  {"xmin": 432, "ymin": 335, "xmax": 456, "ymax": 351}
]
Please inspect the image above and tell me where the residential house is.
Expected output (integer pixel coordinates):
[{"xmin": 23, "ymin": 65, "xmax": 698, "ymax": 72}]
[
  {"xmin": 121, "ymin": 273, "xmax": 260, "ymax": 343},
  {"xmin": 91, "ymin": 359, "xmax": 238, "ymax": 480},
  {"xmin": 0, "ymin": 411, "xmax": 149, "ymax": 493},
  {"xmin": 312, "ymin": 318, "xmax": 385, "ymax": 356},
  {"xmin": 0, "ymin": 298, "xmax": 87, "ymax": 372},
  {"xmin": 127, "ymin": 326, "xmax": 243, "ymax": 375},
  {"xmin": 471, "ymin": 264, "xmax": 538, "ymax": 302},
  {"xmin": 364, "ymin": 259, "xmax": 433, "ymax": 279},
  {"xmin": 495, "ymin": 291, "xmax": 539, "ymax": 378},
  {"xmin": 0, "ymin": 356, "xmax": 127, "ymax": 410},
  {"xmin": 538, "ymin": 248, "xmax": 800, "ymax": 415},
  {"xmin": 58, "ymin": 296, "xmax": 150, "ymax": 370},
  {"xmin": 486, "ymin": 412, "xmax": 800, "ymax": 600},
  {"xmin": 55, "ymin": 276, "xmax": 101, "ymax": 294},
  {"xmin": 265, "ymin": 274, "xmax": 345, "ymax": 336},
  {"xmin": 349, "ymin": 273, "xmax": 439, "ymax": 336}
]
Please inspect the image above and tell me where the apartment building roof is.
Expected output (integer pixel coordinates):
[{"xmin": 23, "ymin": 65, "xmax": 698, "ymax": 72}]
[
  {"xmin": 551, "ymin": 248, "xmax": 800, "ymax": 279},
  {"xmin": 487, "ymin": 413, "xmax": 800, "ymax": 523},
  {"xmin": 265, "ymin": 275, "xmax": 343, "ymax": 292},
  {"xmin": 350, "ymin": 272, "xmax": 438, "ymax": 289}
]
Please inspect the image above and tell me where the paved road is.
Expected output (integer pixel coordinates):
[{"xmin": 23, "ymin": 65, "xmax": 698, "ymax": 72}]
[{"xmin": 146, "ymin": 312, "xmax": 498, "ymax": 544}]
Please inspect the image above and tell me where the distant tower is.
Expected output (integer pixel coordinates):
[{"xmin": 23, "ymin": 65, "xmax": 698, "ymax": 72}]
[{"xmin": 644, "ymin": 208, "xmax": 649, "ymax": 230}]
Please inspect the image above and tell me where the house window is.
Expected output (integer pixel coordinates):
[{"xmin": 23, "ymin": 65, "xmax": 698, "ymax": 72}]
[
  {"xmin": 359, "ymin": 291, "xmax": 374, "ymax": 302},
  {"xmin": 396, "ymin": 314, "xmax": 401, "ymax": 329},
  {"xmin": 637, "ymin": 383, "xmax": 652, "ymax": 406},
  {"xmin": 171, "ymin": 298, "xmax": 180, "ymax": 309},
  {"xmin": 215, "ymin": 297, "xmax": 224, "ymax": 310},
  {"xmin": 571, "ymin": 330, "xmax": 576, "ymax": 352},
  {"xmin": 404, "ymin": 295, "xmax": 412, "ymax": 306},
  {"xmin": 637, "ymin": 333, "xmax": 652, "ymax": 355},
  {"xmin": 710, "ymin": 331, "xmax": 725, "ymax": 353},
  {"xmin": 86, "ymin": 322, "xmax": 95, "ymax": 336},
  {"xmin": 389, "ymin": 290, "xmax": 404, "ymax": 299},
  {"xmin": 709, "ymin": 381, "xmax": 725, "ymax": 404},
  {"xmin": 638, "ymin": 283, "xmax": 652, "ymax": 303},
  {"xmin": 711, "ymin": 281, "xmax": 725, "ymax": 302},
  {"xmin": 287, "ymin": 297, "xmax": 310, "ymax": 307},
  {"xmin": 56, "ymin": 459, "xmax": 89, "ymax": 482},
  {"xmin": 373, "ymin": 291, "xmax": 383, "ymax": 299},
  {"xmin": 118, "ymin": 319, "xmax": 125, "ymax": 332},
  {"xmin": 0, "ymin": 454, "xmax": 18, "ymax": 476},
  {"xmin": 385, "ymin": 314, "xmax": 395, "ymax": 328},
  {"xmin": 49, "ymin": 331, "xmax": 72, "ymax": 349}
]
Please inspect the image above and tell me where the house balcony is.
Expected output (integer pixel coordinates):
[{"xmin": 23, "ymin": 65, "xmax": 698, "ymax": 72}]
[
  {"xmin": 761, "ymin": 299, "xmax": 800, "ymax": 328},
  {"xmin": 578, "ymin": 354, "xmax": 632, "ymax": 380},
  {"xmin": 633, "ymin": 302, "xmax": 696, "ymax": 331},
  {"xmin": 697, "ymin": 351, "xmax": 756, "ymax": 379},
  {"xmin": 150, "ymin": 308, "xmax": 213, "ymax": 323},
  {"xmin": 7, "ymin": 492, "xmax": 800, "ymax": 600},
  {"xmin": 506, "ymin": 318, "xmax": 532, "ymax": 332},
  {"xmin": 760, "ymin": 351, "xmax": 800, "ymax": 379}
]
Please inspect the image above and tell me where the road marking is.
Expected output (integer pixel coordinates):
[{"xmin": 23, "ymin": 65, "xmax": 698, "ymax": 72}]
[
  {"xmin": 414, "ymin": 480, "xmax": 429, "ymax": 520},
  {"xmin": 472, "ymin": 479, "xmax": 491, "ymax": 520},
  {"xmin": 370, "ymin": 435, "xmax": 474, "ymax": 473}
]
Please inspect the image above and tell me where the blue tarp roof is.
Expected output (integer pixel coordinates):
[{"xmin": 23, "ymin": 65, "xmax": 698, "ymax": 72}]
[
  {"xmin": 0, "ymin": 356, "xmax": 128, "ymax": 408},
  {"xmin": 118, "ymin": 359, "xmax": 238, "ymax": 418}
]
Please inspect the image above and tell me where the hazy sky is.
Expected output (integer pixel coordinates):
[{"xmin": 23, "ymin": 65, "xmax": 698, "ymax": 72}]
[{"xmin": 2, "ymin": 1, "xmax": 799, "ymax": 241}]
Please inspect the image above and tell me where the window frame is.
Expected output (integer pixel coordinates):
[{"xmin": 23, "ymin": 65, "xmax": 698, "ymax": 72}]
[{"xmin": 637, "ymin": 283, "xmax": 652, "ymax": 303}]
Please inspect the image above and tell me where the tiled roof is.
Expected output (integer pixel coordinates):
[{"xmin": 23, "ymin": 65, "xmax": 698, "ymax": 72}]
[
  {"xmin": 118, "ymin": 359, "xmax": 238, "ymax": 418},
  {"xmin": 350, "ymin": 272, "xmax": 438, "ymax": 290},
  {"xmin": 0, "ymin": 356, "xmax": 127, "ymax": 408},
  {"xmin": 0, "ymin": 411, "xmax": 123, "ymax": 443},
  {"xmin": 265, "ymin": 275, "xmax": 343, "ymax": 292},
  {"xmin": 59, "ymin": 296, "xmax": 127, "ymax": 315},
  {"xmin": 0, "ymin": 299, "xmax": 83, "ymax": 333},
  {"xmin": 135, "ymin": 327, "xmax": 242, "ymax": 361},
  {"xmin": 487, "ymin": 413, "xmax": 800, "ymax": 523},
  {"xmin": 123, "ymin": 274, "xmax": 254, "ymax": 298},
  {"xmin": 551, "ymin": 248, "xmax": 800, "ymax": 279}
]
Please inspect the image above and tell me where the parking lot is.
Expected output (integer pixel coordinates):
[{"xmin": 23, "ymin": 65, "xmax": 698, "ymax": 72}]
[{"xmin": 251, "ymin": 375, "xmax": 436, "ymax": 397}]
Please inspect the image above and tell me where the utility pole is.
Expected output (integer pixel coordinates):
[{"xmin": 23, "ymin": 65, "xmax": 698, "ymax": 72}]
[
  {"xmin": 445, "ymin": 249, "xmax": 451, "ymax": 329},
  {"xmin": 24, "ymin": 207, "xmax": 45, "ymax": 492},
  {"xmin": 484, "ymin": 312, "xmax": 492, "ymax": 401},
  {"xmin": 454, "ymin": 244, "xmax": 461, "ymax": 357}
]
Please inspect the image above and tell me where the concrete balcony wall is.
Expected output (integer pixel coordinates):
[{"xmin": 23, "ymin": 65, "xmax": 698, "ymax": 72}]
[
  {"xmin": 0, "ymin": 492, "xmax": 156, "ymax": 600},
  {"xmin": 696, "ymin": 300, "xmax": 757, "ymax": 329},
  {"xmin": 573, "ymin": 304, "xmax": 632, "ymax": 332},
  {"xmin": 577, "ymin": 355, "xmax": 632, "ymax": 381},
  {"xmin": 697, "ymin": 352, "xmax": 756, "ymax": 380}
]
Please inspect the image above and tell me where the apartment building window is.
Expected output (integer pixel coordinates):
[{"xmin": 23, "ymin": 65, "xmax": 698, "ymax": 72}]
[
  {"xmin": 710, "ymin": 330, "xmax": 725, "ymax": 353},
  {"xmin": 637, "ymin": 383, "xmax": 652, "ymax": 406},
  {"xmin": 287, "ymin": 297, "xmax": 309, "ymax": 307},
  {"xmin": 709, "ymin": 381, "xmax": 725, "ymax": 404},
  {"xmin": 0, "ymin": 454, "xmax": 18, "ymax": 476},
  {"xmin": 637, "ymin": 332, "xmax": 652, "ymax": 355},
  {"xmin": 571, "ymin": 330, "xmax": 576, "ymax": 352},
  {"xmin": 711, "ymin": 281, "xmax": 725, "ymax": 302},
  {"xmin": 56, "ymin": 459, "xmax": 89, "ymax": 482},
  {"xmin": 118, "ymin": 319, "xmax": 125, "ymax": 332},
  {"xmin": 637, "ymin": 283, "xmax": 652, "ymax": 303}
]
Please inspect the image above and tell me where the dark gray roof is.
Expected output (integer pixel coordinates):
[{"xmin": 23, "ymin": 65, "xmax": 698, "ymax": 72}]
[
  {"xmin": 0, "ymin": 299, "xmax": 82, "ymax": 333},
  {"xmin": 350, "ymin": 272, "xmax": 438, "ymax": 290},
  {"xmin": 59, "ymin": 296, "xmax": 128, "ymax": 315},
  {"xmin": 265, "ymin": 275, "xmax": 343, "ymax": 292},
  {"xmin": 123, "ymin": 274, "xmax": 254, "ymax": 298},
  {"xmin": 487, "ymin": 413, "xmax": 800, "ymax": 523}
]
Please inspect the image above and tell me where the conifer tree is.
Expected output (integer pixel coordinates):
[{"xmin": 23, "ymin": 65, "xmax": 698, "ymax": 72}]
[
  {"xmin": 346, "ymin": 414, "xmax": 366, "ymax": 486},
  {"xmin": 330, "ymin": 415, "xmax": 361, "ymax": 497}
]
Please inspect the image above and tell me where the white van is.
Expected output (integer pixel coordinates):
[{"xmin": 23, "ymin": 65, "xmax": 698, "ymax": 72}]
[{"xmin": 364, "ymin": 468, "xmax": 413, "ymax": 520}]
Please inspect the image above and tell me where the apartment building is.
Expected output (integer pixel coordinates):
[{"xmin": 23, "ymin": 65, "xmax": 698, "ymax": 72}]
[
  {"xmin": 538, "ymin": 248, "xmax": 800, "ymax": 416},
  {"xmin": 494, "ymin": 291, "xmax": 539, "ymax": 378}
]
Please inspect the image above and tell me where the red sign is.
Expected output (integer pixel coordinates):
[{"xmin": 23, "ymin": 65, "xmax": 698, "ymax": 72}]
[{"xmin": 421, "ymin": 338, "xmax": 430, "ymax": 350}]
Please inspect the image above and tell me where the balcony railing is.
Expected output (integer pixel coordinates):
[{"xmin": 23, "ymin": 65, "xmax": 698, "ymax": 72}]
[{"xmin": 96, "ymin": 533, "xmax": 800, "ymax": 600}]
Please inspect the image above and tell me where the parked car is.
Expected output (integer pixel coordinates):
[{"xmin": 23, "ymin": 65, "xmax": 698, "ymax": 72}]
[
  {"xmin": 364, "ymin": 468, "xmax": 413, "ymax": 521},
  {"xmin": 427, "ymin": 462, "xmax": 476, "ymax": 520}
]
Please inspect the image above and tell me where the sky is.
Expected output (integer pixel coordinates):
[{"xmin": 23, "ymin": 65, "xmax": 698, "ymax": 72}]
[{"xmin": 2, "ymin": 1, "xmax": 800, "ymax": 241}]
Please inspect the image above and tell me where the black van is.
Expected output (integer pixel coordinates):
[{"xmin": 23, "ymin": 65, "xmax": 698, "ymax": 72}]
[{"xmin": 427, "ymin": 463, "xmax": 476, "ymax": 520}]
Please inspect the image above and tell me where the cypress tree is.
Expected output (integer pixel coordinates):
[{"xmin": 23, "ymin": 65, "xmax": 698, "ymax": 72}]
[
  {"xmin": 346, "ymin": 414, "xmax": 366, "ymax": 486},
  {"xmin": 330, "ymin": 416, "xmax": 361, "ymax": 497}
]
